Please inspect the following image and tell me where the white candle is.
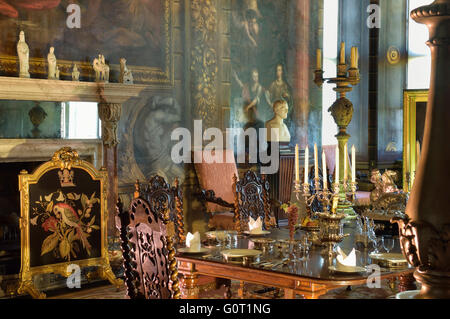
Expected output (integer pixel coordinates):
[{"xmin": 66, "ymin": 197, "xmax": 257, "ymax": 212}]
[
  {"xmin": 314, "ymin": 143, "xmax": 319, "ymax": 180},
  {"xmin": 351, "ymin": 145, "xmax": 356, "ymax": 183},
  {"xmin": 340, "ymin": 42, "xmax": 345, "ymax": 64},
  {"xmin": 295, "ymin": 144, "xmax": 299, "ymax": 182},
  {"xmin": 304, "ymin": 146, "xmax": 309, "ymax": 184},
  {"xmin": 322, "ymin": 150, "xmax": 327, "ymax": 190},
  {"xmin": 335, "ymin": 145, "xmax": 339, "ymax": 184},
  {"xmin": 316, "ymin": 49, "xmax": 322, "ymax": 70},
  {"xmin": 344, "ymin": 143, "xmax": 348, "ymax": 182}
]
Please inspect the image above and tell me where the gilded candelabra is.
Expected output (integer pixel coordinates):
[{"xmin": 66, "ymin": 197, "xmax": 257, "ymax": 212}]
[
  {"xmin": 313, "ymin": 43, "xmax": 360, "ymax": 219},
  {"xmin": 294, "ymin": 177, "xmax": 354, "ymax": 258}
]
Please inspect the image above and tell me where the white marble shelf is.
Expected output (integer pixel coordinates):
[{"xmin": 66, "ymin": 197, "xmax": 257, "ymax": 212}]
[{"xmin": 0, "ymin": 76, "xmax": 150, "ymax": 104}]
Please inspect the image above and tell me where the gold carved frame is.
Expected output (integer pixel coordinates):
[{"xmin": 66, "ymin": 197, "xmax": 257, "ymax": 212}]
[
  {"xmin": 403, "ymin": 89, "xmax": 428, "ymax": 192},
  {"xmin": 17, "ymin": 147, "xmax": 122, "ymax": 298},
  {"xmin": 0, "ymin": 0, "xmax": 173, "ymax": 87}
]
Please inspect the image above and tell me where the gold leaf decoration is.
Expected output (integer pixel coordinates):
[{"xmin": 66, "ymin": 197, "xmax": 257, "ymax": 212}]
[{"xmin": 59, "ymin": 239, "xmax": 71, "ymax": 260}]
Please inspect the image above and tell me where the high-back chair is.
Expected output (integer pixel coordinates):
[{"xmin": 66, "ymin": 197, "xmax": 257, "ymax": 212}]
[
  {"xmin": 194, "ymin": 149, "xmax": 238, "ymax": 230},
  {"xmin": 116, "ymin": 175, "xmax": 181, "ymax": 299},
  {"xmin": 233, "ymin": 170, "xmax": 276, "ymax": 233}
]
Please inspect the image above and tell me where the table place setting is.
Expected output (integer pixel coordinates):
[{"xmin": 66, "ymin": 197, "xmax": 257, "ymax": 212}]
[
  {"xmin": 243, "ymin": 216, "xmax": 270, "ymax": 236},
  {"xmin": 177, "ymin": 232, "xmax": 210, "ymax": 254},
  {"xmin": 328, "ymin": 247, "xmax": 367, "ymax": 274}
]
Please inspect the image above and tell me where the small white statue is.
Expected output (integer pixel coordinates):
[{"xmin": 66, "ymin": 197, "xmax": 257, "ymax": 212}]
[
  {"xmin": 119, "ymin": 58, "xmax": 133, "ymax": 84},
  {"xmin": 72, "ymin": 64, "xmax": 80, "ymax": 81},
  {"xmin": 17, "ymin": 31, "xmax": 30, "ymax": 78},
  {"xmin": 93, "ymin": 54, "xmax": 110, "ymax": 83},
  {"xmin": 47, "ymin": 47, "xmax": 57, "ymax": 79},
  {"xmin": 265, "ymin": 99, "xmax": 291, "ymax": 142}
]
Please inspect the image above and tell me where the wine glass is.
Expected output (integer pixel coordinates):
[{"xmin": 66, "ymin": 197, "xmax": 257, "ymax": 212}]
[{"xmin": 382, "ymin": 235, "xmax": 395, "ymax": 254}]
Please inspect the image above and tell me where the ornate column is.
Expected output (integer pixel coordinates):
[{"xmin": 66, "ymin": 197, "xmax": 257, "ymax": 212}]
[
  {"xmin": 393, "ymin": 0, "xmax": 450, "ymax": 299},
  {"xmin": 98, "ymin": 102, "xmax": 122, "ymax": 237}
]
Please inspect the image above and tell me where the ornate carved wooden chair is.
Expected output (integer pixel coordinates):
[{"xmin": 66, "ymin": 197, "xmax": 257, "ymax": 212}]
[
  {"xmin": 115, "ymin": 175, "xmax": 182, "ymax": 299},
  {"xmin": 233, "ymin": 170, "xmax": 277, "ymax": 233}
]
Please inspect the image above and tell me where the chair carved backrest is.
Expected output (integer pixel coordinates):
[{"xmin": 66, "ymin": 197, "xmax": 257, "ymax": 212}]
[
  {"xmin": 233, "ymin": 170, "xmax": 274, "ymax": 233},
  {"xmin": 116, "ymin": 175, "xmax": 182, "ymax": 299},
  {"xmin": 136, "ymin": 176, "xmax": 185, "ymax": 243}
]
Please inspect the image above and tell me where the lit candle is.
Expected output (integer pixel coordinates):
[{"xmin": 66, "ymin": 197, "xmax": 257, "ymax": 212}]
[
  {"xmin": 340, "ymin": 42, "xmax": 345, "ymax": 64},
  {"xmin": 316, "ymin": 49, "xmax": 322, "ymax": 70},
  {"xmin": 314, "ymin": 143, "xmax": 319, "ymax": 180},
  {"xmin": 351, "ymin": 145, "xmax": 356, "ymax": 183},
  {"xmin": 416, "ymin": 140, "xmax": 421, "ymax": 168},
  {"xmin": 295, "ymin": 144, "xmax": 299, "ymax": 182},
  {"xmin": 344, "ymin": 143, "xmax": 348, "ymax": 182},
  {"xmin": 335, "ymin": 145, "xmax": 339, "ymax": 184},
  {"xmin": 304, "ymin": 146, "xmax": 309, "ymax": 184},
  {"xmin": 322, "ymin": 150, "xmax": 327, "ymax": 190}
]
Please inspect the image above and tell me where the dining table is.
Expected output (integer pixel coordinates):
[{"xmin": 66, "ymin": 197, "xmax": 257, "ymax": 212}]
[{"xmin": 175, "ymin": 221, "xmax": 416, "ymax": 299}]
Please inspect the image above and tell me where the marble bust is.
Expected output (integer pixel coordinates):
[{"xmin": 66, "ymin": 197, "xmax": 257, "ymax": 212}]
[
  {"xmin": 17, "ymin": 31, "xmax": 30, "ymax": 78},
  {"xmin": 265, "ymin": 99, "xmax": 291, "ymax": 142},
  {"xmin": 47, "ymin": 47, "xmax": 57, "ymax": 79}
]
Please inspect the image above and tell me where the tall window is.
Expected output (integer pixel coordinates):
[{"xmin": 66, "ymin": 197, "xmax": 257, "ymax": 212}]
[
  {"xmin": 321, "ymin": 0, "xmax": 339, "ymax": 146},
  {"xmin": 61, "ymin": 102, "xmax": 101, "ymax": 139},
  {"xmin": 407, "ymin": 0, "xmax": 433, "ymax": 89}
]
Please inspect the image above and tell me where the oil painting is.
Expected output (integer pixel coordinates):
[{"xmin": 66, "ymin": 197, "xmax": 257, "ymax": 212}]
[
  {"xmin": 230, "ymin": 0, "xmax": 294, "ymax": 138},
  {"xmin": 0, "ymin": 0, "xmax": 172, "ymax": 84}
]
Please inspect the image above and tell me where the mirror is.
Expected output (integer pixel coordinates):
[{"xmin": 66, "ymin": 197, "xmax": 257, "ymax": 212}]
[{"xmin": 0, "ymin": 100, "xmax": 100, "ymax": 139}]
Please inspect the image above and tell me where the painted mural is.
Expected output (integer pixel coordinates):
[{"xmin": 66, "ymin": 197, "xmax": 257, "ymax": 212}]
[
  {"xmin": 230, "ymin": 0, "xmax": 294, "ymax": 139},
  {"xmin": 0, "ymin": 0, "xmax": 171, "ymax": 84}
]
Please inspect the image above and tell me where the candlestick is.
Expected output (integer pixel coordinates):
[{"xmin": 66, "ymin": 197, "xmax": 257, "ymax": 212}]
[
  {"xmin": 344, "ymin": 143, "xmax": 348, "ymax": 182},
  {"xmin": 340, "ymin": 42, "xmax": 345, "ymax": 64},
  {"xmin": 335, "ymin": 145, "xmax": 339, "ymax": 184},
  {"xmin": 351, "ymin": 145, "xmax": 356, "ymax": 183},
  {"xmin": 304, "ymin": 146, "xmax": 309, "ymax": 184},
  {"xmin": 314, "ymin": 143, "xmax": 319, "ymax": 180},
  {"xmin": 316, "ymin": 49, "xmax": 322, "ymax": 70},
  {"xmin": 295, "ymin": 144, "xmax": 299, "ymax": 182},
  {"xmin": 322, "ymin": 150, "xmax": 328, "ymax": 190}
]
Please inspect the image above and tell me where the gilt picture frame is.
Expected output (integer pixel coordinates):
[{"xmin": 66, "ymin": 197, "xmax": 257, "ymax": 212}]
[
  {"xmin": 403, "ymin": 89, "xmax": 428, "ymax": 192},
  {"xmin": 0, "ymin": 0, "xmax": 173, "ymax": 86},
  {"xmin": 17, "ymin": 147, "xmax": 122, "ymax": 298}
]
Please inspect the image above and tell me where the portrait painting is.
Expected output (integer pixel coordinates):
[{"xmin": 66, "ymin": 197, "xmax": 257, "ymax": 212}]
[
  {"xmin": 0, "ymin": 0, "xmax": 172, "ymax": 85},
  {"xmin": 230, "ymin": 0, "xmax": 294, "ymax": 138}
]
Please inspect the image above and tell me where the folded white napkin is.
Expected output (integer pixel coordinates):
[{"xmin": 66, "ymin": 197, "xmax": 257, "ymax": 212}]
[
  {"xmin": 336, "ymin": 247, "xmax": 357, "ymax": 271},
  {"xmin": 248, "ymin": 216, "xmax": 263, "ymax": 234},
  {"xmin": 186, "ymin": 232, "xmax": 201, "ymax": 251}
]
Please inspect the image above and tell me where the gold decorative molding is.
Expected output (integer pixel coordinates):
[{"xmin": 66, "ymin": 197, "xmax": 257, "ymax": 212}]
[{"xmin": 191, "ymin": 0, "xmax": 218, "ymax": 128}]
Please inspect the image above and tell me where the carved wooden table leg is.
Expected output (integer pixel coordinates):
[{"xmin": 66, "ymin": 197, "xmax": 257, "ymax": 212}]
[
  {"xmin": 237, "ymin": 281, "xmax": 246, "ymax": 298},
  {"xmin": 178, "ymin": 262, "xmax": 199, "ymax": 299},
  {"xmin": 398, "ymin": 273, "xmax": 416, "ymax": 292}
]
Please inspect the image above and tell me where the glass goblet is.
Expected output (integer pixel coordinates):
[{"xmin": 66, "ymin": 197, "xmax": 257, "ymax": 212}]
[{"xmin": 382, "ymin": 236, "xmax": 395, "ymax": 254}]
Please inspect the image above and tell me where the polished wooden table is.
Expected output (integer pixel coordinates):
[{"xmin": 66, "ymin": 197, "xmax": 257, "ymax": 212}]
[{"xmin": 176, "ymin": 224, "xmax": 415, "ymax": 299}]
